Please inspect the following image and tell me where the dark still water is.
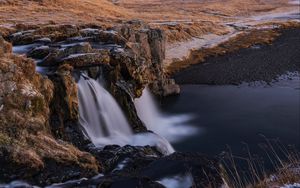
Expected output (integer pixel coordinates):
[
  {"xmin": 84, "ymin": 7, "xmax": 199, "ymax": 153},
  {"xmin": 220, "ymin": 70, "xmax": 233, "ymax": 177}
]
[{"xmin": 160, "ymin": 75, "xmax": 300, "ymax": 158}]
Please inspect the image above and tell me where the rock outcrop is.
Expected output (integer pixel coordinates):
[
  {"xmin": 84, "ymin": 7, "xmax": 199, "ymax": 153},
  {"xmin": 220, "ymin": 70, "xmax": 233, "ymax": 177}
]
[
  {"xmin": 48, "ymin": 64, "xmax": 91, "ymax": 149},
  {"xmin": 0, "ymin": 23, "xmax": 214, "ymax": 187},
  {"xmin": 7, "ymin": 23, "xmax": 180, "ymax": 132},
  {"xmin": 0, "ymin": 36, "xmax": 99, "ymax": 185},
  {"xmin": 115, "ymin": 22, "xmax": 180, "ymax": 97}
]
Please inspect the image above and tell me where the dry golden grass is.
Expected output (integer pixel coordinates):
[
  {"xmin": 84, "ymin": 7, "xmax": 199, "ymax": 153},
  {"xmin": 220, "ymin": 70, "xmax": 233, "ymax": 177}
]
[
  {"xmin": 220, "ymin": 137, "xmax": 300, "ymax": 188},
  {"xmin": 0, "ymin": 0, "xmax": 132, "ymax": 26},
  {"xmin": 117, "ymin": 0, "xmax": 291, "ymax": 21},
  {"xmin": 0, "ymin": 0, "xmax": 295, "ymax": 36},
  {"xmin": 0, "ymin": 39, "xmax": 99, "ymax": 175}
]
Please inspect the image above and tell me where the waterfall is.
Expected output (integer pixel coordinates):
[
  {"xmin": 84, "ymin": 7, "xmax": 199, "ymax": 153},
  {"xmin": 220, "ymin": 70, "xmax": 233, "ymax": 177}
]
[
  {"xmin": 134, "ymin": 87, "xmax": 198, "ymax": 143},
  {"xmin": 77, "ymin": 74, "xmax": 132, "ymax": 146},
  {"xmin": 77, "ymin": 74, "xmax": 175, "ymax": 154}
]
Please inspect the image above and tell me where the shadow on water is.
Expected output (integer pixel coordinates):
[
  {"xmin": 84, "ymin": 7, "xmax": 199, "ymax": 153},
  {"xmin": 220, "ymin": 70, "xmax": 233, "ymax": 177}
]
[{"xmin": 160, "ymin": 73, "xmax": 300, "ymax": 171}]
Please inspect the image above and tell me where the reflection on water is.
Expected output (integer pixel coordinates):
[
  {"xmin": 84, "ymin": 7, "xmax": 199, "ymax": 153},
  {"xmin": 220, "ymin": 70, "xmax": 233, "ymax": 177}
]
[{"xmin": 161, "ymin": 74, "xmax": 300, "ymax": 157}]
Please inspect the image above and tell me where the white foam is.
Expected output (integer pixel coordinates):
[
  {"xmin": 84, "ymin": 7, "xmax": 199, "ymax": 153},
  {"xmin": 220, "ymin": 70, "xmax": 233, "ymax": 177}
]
[
  {"xmin": 134, "ymin": 87, "xmax": 200, "ymax": 143},
  {"xmin": 130, "ymin": 132, "xmax": 175, "ymax": 155},
  {"xmin": 78, "ymin": 75, "xmax": 175, "ymax": 155},
  {"xmin": 157, "ymin": 173, "xmax": 194, "ymax": 188}
]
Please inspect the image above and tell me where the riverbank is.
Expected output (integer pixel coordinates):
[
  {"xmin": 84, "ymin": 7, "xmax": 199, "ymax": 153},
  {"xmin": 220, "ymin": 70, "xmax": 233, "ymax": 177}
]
[
  {"xmin": 173, "ymin": 26, "xmax": 300, "ymax": 85},
  {"xmin": 161, "ymin": 75, "xmax": 300, "ymax": 187},
  {"xmin": 162, "ymin": 26, "xmax": 300, "ymax": 187}
]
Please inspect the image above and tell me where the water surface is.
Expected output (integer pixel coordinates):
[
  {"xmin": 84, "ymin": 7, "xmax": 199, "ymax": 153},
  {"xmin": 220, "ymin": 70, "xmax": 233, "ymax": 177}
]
[{"xmin": 161, "ymin": 75, "xmax": 300, "ymax": 157}]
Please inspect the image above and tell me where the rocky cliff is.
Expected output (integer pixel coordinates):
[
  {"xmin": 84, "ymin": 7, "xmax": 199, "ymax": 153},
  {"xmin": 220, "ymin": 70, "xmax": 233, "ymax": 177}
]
[
  {"xmin": 0, "ymin": 22, "xmax": 179, "ymax": 183},
  {"xmin": 0, "ymin": 23, "xmax": 221, "ymax": 187}
]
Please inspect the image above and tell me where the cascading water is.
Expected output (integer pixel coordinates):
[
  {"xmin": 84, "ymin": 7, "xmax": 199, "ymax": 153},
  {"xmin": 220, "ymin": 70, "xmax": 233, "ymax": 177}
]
[
  {"xmin": 77, "ymin": 74, "xmax": 132, "ymax": 146},
  {"xmin": 77, "ymin": 74, "xmax": 175, "ymax": 154},
  {"xmin": 134, "ymin": 87, "xmax": 198, "ymax": 143}
]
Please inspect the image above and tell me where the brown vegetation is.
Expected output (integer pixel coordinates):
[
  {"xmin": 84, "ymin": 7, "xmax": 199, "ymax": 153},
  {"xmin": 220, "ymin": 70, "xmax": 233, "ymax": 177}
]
[
  {"xmin": 0, "ymin": 0, "xmax": 295, "ymax": 42},
  {"xmin": 220, "ymin": 138, "xmax": 300, "ymax": 188},
  {"xmin": 0, "ymin": 36, "xmax": 99, "ymax": 183},
  {"xmin": 117, "ymin": 0, "xmax": 290, "ymax": 21}
]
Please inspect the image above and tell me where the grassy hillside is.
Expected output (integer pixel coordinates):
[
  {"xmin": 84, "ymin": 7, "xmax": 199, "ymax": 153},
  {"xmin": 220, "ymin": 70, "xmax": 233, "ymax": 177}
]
[{"xmin": 0, "ymin": 0, "xmax": 132, "ymax": 26}]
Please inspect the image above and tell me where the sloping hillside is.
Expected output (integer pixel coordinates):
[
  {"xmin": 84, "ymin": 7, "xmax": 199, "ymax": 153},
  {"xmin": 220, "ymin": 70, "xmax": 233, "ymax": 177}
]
[
  {"xmin": 116, "ymin": 0, "xmax": 292, "ymax": 20},
  {"xmin": 0, "ymin": 0, "xmax": 132, "ymax": 26},
  {"xmin": 0, "ymin": 0, "xmax": 296, "ymax": 42},
  {"xmin": 0, "ymin": 0, "xmax": 293, "ymax": 26}
]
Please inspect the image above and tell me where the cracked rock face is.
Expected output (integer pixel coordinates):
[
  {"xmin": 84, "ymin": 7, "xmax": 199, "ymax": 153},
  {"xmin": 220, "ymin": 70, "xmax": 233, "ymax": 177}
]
[
  {"xmin": 9, "ymin": 23, "xmax": 179, "ymax": 97},
  {"xmin": 9, "ymin": 23, "xmax": 180, "ymax": 132}
]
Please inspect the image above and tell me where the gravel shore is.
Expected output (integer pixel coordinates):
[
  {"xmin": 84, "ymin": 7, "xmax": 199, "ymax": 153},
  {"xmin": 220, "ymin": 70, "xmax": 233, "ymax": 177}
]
[{"xmin": 173, "ymin": 28, "xmax": 300, "ymax": 85}]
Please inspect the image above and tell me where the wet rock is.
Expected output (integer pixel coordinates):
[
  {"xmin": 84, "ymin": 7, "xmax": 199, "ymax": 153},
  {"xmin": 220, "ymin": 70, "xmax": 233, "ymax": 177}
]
[
  {"xmin": 140, "ymin": 152, "xmax": 223, "ymax": 187},
  {"xmin": 111, "ymin": 82, "xmax": 147, "ymax": 132},
  {"xmin": 89, "ymin": 145, "xmax": 162, "ymax": 174},
  {"xmin": 27, "ymin": 45, "xmax": 50, "ymax": 59},
  {"xmin": 80, "ymin": 28, "xmax": 101, "ymax": 36},
  {"xmin": 42, "ymin": 175, "xmax": 166, "ymax": 188},
  {"xmin": 150, "ymin": 79, "xmax": 180, "ymax": 97},
  {"xmin": 47, "ymin": 148, "xmax": 221, "ymax": 188},
  {"xmin": 94, "ymin": 30, "xmax": 126, "ymax": 45},
  {"xmin": 40, "ymin": 42, "xmax": 94, "ymax": 66},
  {"xmin": 48, "ymin": 65, "xmax": 80, "ymax": 140},
  {"xmin": 147, "ymin": 29, "xmax": 165, "ymax": 65},
  {"xmin": 9, "ymin": 25, "xmax": 80, "ymax": 45},
  {"xmin": 35, "ymin": 37, "xmax": 52, "ymax": 44},
  {"xmin": 48, "ymin": 65, "xmax": 91, "ymax": 150},
  {"xmin": 80, "ymin": 29, "xmax": 126, "ymax": 45},
  {"xmin": 60, "ymin": 51, "xmax": 110, "ymax": 68},
  {"xmin": 105, "ymin": 177, "xmax": 166, "ymax": 188},
  {"xmin": 9, "ymin": 30, "xmax": 36, "ymax": 45}
]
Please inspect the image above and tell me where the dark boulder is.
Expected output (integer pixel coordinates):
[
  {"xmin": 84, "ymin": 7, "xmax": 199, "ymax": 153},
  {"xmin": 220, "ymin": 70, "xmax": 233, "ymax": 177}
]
[
  {"xmin": 59, "ymin": 51, "xmax": 110, "ymax": 68},
  {"xmin": 80, "ymin": 28, "xmax": 127, "ymax": 45},
  {"xmin": 39, "ymin": 42, "xmax": 95, "ymax": 66},
  {"xmin": 140, "ymin": 152, "xmax": 223, "ymax": 188},
  {"xmin": 27, "ymin": 45, "xmax": 50, "ymax": 59}
]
